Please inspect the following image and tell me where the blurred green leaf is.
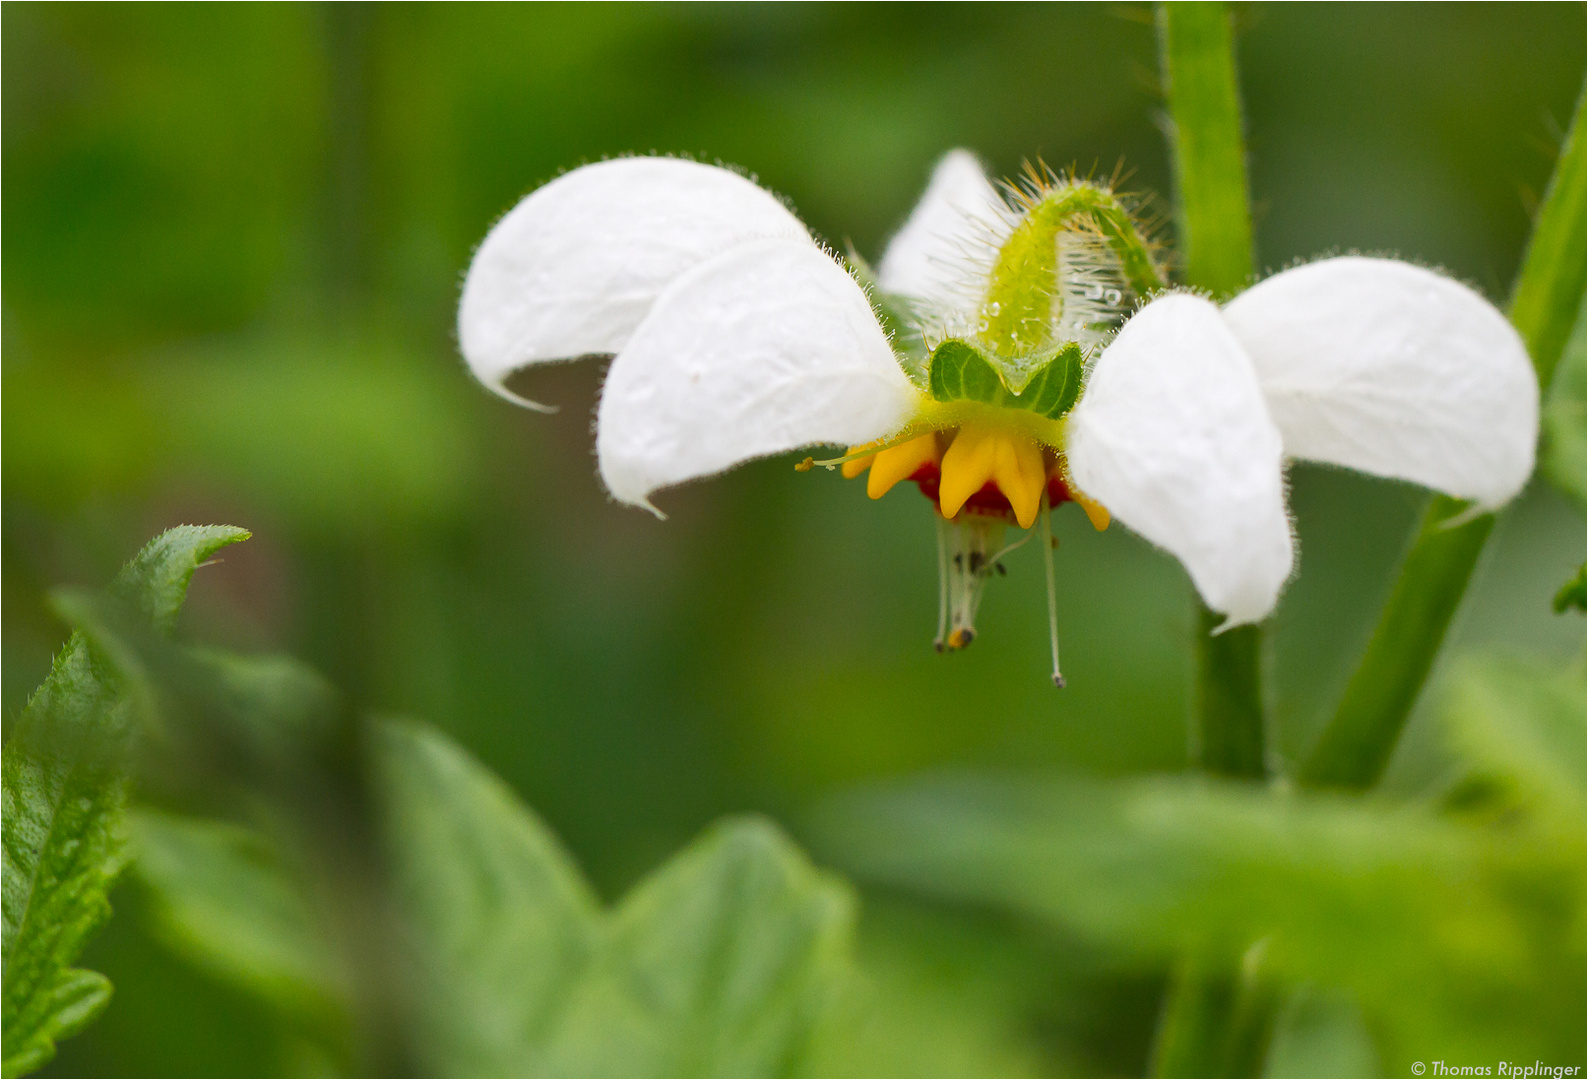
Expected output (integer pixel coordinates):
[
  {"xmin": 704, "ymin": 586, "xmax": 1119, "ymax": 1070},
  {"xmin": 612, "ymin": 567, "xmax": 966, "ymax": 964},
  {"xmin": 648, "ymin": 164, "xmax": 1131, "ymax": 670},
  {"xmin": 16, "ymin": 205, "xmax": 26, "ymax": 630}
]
[
  {"xmin": 542, "ymin": 816, "xmax": 855, "ymax": 1077},
  {"xmin": 374, "ymin": 719, "xmax": 855, "ymax": 1077},
  {"xmin": 1, "ymin": 525, "xmax": 247, "ymax": 1077},
  {"xmin": 1262, "ymin": 986, "xmax": 1378, "ymax": 1079},
  {"xmin": 129, "ymin": 810, "xmax": 345, "ymax": 1027},
  {"xmin": 1442, "ymin": 654, "xmax": 1586, "ymax": 816},
  {"xmin": 1541, "ymin": 299, "xmax": 1586, "ymax": 507},
  {"xmin": 815, "ymin": 766, "xmax": 1583, "ymax": 1068},
  {"xmin": 372, "ymin": 719, "xmax": 600, "ymax": 1076}
]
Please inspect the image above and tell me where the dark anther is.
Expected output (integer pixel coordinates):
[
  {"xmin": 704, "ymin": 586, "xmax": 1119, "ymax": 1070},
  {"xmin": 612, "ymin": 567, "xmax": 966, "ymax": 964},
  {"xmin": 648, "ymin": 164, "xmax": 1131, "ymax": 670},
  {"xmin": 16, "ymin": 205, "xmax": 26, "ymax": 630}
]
[
  {"xmin": 1052, "ymin": 674, "xmax": 1067, "ymax": 688},
  {"xmin": 995, "ymin": 562, "xmax": 1007, "ymax": 576},
  {"xmin": 968, "ymin": 552, "xmax": 985, "ymax": 575},
  {"xmin": 953, "ymin": 553, "xmax": 964, "ymax": 569},
  {"xmin": 934, "ymin": 639, "xmax": 945, "ymax": 653}
]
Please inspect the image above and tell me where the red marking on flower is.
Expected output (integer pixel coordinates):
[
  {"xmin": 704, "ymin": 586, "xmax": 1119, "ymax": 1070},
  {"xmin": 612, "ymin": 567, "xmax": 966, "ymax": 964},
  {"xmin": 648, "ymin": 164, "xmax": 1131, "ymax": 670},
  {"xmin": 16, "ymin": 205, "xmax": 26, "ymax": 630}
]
[{"xmin": 907, "ymin": 463, "xmax": 1074, "ymax": 521}]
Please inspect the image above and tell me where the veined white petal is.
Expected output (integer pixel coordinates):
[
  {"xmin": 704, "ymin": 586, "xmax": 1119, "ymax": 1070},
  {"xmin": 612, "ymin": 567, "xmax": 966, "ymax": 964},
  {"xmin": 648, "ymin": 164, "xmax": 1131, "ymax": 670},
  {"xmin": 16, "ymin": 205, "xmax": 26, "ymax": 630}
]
[
  {"xmin": 1067, "ymin": 294, "xmax": 1293, "ymax": 627},
  {"xmin": 458, "ymin": 157, "xmax": 812, "ymax": 409},
  {"xmin": 1222, "ymin": 256, "xmax": 1538, "ymax": 509},
  {"xmin": 877, "ymin": 149, "xmax": 1010, "ymax": 320},
  {"xmin": 597, "ymin": 239, "xmax": 918, "ymax": 513}
]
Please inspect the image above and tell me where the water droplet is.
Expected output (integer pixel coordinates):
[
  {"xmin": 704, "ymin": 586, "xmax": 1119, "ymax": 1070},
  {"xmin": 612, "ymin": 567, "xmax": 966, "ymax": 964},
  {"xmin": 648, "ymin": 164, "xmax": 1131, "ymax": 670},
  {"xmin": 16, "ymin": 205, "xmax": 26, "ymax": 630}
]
[
  {"xmin": 1083, "ymin": 284, "xmax": 1104, "ymax": 301},
  {"xmin": 1104, "ymin": 288, "xmax": 1122, "ymax": 305},
  {"xmin": 987, "ymin": 301, "xmax": 1001, "ymax": 315}
]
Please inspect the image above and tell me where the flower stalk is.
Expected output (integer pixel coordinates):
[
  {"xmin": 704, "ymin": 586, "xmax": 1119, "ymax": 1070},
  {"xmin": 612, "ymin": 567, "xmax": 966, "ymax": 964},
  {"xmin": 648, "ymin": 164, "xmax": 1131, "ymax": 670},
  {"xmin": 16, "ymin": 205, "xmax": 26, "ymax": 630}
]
[
  {"xmin": 1158, "ymin": 1, "xmax": 1268, "ymax": 782},
  {"xmin": 1155, "ymin": 5, "xmax": 1270, "ymax": 1075},
  {"xmin": 1298, "ymin": 87, "xmax": 1586, "ymax": 790}
]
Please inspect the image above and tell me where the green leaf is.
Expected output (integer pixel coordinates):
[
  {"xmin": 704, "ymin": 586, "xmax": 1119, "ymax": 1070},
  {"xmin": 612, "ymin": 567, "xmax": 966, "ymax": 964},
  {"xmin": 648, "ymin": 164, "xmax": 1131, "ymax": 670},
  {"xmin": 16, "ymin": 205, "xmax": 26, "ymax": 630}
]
[
  {"xmin": 543, "ymin": 817, "xmax": 855, "ymax": 1078},
  {"xmin": 1508, "ymin": 91, "xmax": 1587, "ymax": 389},
  {"xmin": 373, "ymin": 719, "xmax": 854, "ymax": 1077},
  {"xmin": 129, "ymin": 809, "xmax": 346, "ymax": 1025},
  {"xmin": 815, "ymin": 772, "xmax": 1584, "ymax": 1067},
  {"xmin": 1, "ymin": 525, "xmax": 248, "ymax": 1077},
  {"xmin": 371, "ymin": 719, "xmax": 600, "ymax": 1076},
  {"xmin": 1441, "ymin": 655, "xmax": 1586, "ymax": 816},
  {"xmin": 927, "ymin": 338, "xmax": 1083, "ymax": 419},
  {"xmin": 1541, "ymin": 298, "xmax": 1586, "ymax": 507}
]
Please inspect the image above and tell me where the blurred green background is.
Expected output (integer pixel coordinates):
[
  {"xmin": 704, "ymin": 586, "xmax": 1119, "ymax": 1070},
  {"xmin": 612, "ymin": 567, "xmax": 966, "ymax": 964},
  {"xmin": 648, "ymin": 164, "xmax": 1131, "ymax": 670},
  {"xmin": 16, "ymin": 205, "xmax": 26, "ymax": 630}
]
[{"xmin": 3, "ymin": 3, "xmax": 1583, "ymax": 1075}]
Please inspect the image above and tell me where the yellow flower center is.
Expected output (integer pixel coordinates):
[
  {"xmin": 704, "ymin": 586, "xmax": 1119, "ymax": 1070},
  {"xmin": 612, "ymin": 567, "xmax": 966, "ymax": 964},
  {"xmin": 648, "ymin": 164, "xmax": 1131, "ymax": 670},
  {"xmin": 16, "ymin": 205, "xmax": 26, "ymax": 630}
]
[{"xmin": 840, "ymin": 424, "xmax": 1109, "ymax": 532}]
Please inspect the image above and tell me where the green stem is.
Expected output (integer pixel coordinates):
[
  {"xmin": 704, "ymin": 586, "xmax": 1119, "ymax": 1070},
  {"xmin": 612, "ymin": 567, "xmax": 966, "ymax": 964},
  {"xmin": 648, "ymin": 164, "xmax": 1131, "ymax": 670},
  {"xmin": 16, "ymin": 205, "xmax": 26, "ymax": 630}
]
[
  {"xmin": 1298, "ymin": 87, "xmax": 1586, "ymax": 791},
  {"xmin": 1160, "ymin": 1, "xmax": 1266, "ymax": 782},
  {"xmin": 1151, "ymin": 954, "xmax": 1278, "ymax": 1078},
  {"xmin": 1195, "ymin": 606, "xmax": 1267, "ymax": 778},
  {"xmin": 1158, "ymin": 0, "xmax": 1255, "ymax": 299},
  {"xmin": 1155, "ymin": 6, "xmax": 1271, "ymax": 1074}
]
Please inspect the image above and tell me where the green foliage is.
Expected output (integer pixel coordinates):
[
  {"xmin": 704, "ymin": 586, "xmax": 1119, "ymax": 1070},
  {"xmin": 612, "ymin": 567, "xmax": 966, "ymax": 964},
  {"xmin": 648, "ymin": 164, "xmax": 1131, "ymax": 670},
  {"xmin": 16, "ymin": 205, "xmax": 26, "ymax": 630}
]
[
  {"xmin": 129, "ymin": 810, "xmax": 345, "ymax": 1027},
  {"xmin": 927, "ymin": 339, "xmax": 1083, "ymax": 419},
  {"xmin": 1554, "ymin": 564, "xmax": 1586, "ymax": 615},
  {"xmin": 374, "ymin": 719, "xmax": 855, "ymax": 1077},
  {"xmin": 1509, "ymin": 92, "xmax": 1586, "ymax": 389},
  {"xmin": 1, "ymin": 526, "xmax": 248, "ymax": 1077},
  {"xmin": 815, "ymin": 649, "xmax": 1587, "ymax": 1069},
  {"xmin": 1301, "ymin": 79, "xmax": 1588, "ymax": 794},
  {"xmin": 1542, "ymin": 299, "xmax": 1586, "ymax": 507}
]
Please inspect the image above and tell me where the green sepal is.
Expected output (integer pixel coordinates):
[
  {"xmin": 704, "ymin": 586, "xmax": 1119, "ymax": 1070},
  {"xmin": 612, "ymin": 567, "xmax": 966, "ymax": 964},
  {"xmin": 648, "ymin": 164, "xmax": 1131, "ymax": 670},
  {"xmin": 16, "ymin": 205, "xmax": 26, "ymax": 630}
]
[{"xmin": 927, "ymin": 338, "xmax": 1083, "ymax": 420}]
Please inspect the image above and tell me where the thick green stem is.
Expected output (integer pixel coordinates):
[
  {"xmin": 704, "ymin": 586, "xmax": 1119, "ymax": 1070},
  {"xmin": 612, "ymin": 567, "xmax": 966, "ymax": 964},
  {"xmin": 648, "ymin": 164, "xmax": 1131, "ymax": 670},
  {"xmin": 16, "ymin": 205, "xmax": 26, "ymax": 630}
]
[
  {"xmin": 1298, "ymin": 88, "xmax": 1586, "ymax": 791},
  {"xmin": 1158, "ymin": 1, "xmax": 1255, "ymax": 299},
  {"xmin": 1160, "ymin": 1, "xmax": 1267, "ymax": 783},
  {"xmin": 1155, "ymin": 6, "xmax": 1271, "ymax": 1074},
  {"xmin": 1195, "ymin": 606, "xmax": 1267, "ymax": 778}
]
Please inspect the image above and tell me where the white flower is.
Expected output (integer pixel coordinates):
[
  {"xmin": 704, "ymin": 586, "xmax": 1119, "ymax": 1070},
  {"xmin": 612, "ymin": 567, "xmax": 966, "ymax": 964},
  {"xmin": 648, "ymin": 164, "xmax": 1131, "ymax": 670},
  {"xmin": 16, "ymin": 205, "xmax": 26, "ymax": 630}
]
[{"xmin": 458, "ymin": 151, "xmax": 1538, "ymax": 677}]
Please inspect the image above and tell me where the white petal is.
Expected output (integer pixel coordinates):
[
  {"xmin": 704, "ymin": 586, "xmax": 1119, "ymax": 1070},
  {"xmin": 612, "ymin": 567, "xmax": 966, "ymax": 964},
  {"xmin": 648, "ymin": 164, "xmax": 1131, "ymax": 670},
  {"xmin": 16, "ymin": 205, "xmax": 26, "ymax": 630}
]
[
  {"xmin": 1222, "ymin": 256, "xmax": 1538, "ymax": 509},
  {"xmin": 458, "ymin": 157, "xmax": 812, "ymax": 409},
  {"xmin": 877, "ymin": 149, "xmax": 1010, "ymax": 318},
  {"xmin": 597, "ymin": 239, "xmax": 918, "ymax": 512},
  {"xmin": 1067, "ymin": 294, "xmax": 1293, "ymax": 626}
]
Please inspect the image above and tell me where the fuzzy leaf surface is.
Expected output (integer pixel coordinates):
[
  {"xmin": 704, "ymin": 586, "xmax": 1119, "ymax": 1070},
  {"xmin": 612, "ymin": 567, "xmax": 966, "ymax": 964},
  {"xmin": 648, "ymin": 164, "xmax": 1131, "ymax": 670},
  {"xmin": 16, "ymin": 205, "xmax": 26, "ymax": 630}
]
[{"xmin": 1, "ymin": 525, "xmax": 248, "ymax": 1077}]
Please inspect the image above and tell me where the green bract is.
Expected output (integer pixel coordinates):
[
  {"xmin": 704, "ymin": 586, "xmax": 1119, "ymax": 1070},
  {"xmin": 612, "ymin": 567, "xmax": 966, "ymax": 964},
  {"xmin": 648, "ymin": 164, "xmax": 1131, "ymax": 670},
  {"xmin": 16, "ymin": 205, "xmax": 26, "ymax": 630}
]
[
  {"xmin": 905, "ymin": 181, "xmax": 1163, "ymax": 421},
  {"xmin": 927, "ymin": 339, "xmax": 1083, "ymax": 420},
  {"xmin": 981, "ymin": 184, "xmax": 1163, "ymax": 358}
]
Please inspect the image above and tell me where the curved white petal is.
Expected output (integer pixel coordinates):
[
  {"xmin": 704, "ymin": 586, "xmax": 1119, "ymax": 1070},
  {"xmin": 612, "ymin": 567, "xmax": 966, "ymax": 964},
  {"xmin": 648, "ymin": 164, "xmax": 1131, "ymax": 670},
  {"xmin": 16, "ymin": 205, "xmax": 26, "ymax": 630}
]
[
  {"xmin": 459, "ymin": 157, "xmax": 812, "ymax": 409},
  {"xmin": 877, "ymin": 149, "xmax": 1010, "ymax": 319},
  {"xmin": 1067, "ymin": 294, "xmax": 1293, "ymax": 626},
  {"xmin": 597, "ymin": 239, "xmax": 918, "ymax": 512},
  {"xmin": 1222, "ymin": 256, "xmax": 1538, "ymax": 509}
]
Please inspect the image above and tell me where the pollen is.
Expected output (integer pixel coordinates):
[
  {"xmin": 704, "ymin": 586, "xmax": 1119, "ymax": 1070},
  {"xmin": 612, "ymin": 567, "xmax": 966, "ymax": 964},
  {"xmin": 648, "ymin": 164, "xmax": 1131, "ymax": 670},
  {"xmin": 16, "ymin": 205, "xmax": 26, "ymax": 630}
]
[{"xmin": 938, "ymin": 424, "xmax": 1046, "ymax": 528}]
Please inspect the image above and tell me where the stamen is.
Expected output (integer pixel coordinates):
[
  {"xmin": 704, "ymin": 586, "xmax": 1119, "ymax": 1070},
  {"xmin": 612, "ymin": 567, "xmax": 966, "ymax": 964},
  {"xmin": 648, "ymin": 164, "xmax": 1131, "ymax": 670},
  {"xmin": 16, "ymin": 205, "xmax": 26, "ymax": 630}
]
[
  {"xmin": 934, "ymin": 514, "xmax": 951, "ymax": 652},
  {"xmin": 1039, "ymin": 489, "xmax": 1064, "ymax": 687},
  {"xmin": 807, "ymin": 429, "xmax": 937, "ymax": 471},
  {"xmin": 986, "ymin": 528, "xmax": 1035, "ymax": 566},
  {"xmin": 942, "ymin": 514, "xmax": 1007, "ymax": 651}
]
